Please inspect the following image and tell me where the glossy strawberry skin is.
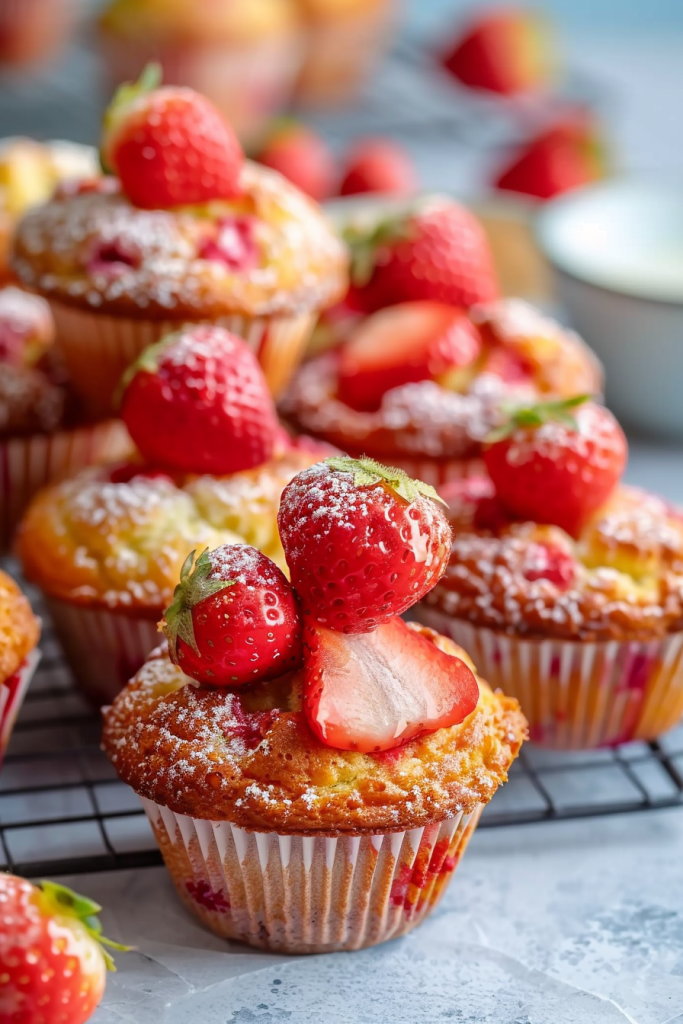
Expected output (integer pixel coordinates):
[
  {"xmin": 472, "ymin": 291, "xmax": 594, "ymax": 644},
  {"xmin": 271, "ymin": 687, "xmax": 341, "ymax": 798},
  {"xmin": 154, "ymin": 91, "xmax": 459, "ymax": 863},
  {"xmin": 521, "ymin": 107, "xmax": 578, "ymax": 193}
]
[
  {"xmin": 103, "ymin": 86, "xmax": 243, "ymax": 209},
  {"xmin": 120, "ymin": 325, "xmax": 279, "ymax": 475},
  {"xmin": 484, "ymin": 402, "xmax": 627, "ymax": 537},
  {"xmin": 164, "ymin": 545, "xmax": 302, "ymax": 687},
  {"xmin": 362, "ymin": 203, "xmax": 499, "ymax": 313},
  {"xmin": 258, "ymin": 123, "xmax": 335, "ymax": 202},
  {"xmin": 303, "ymin": 617, "xmax": 480, "ymax": 752},
  {"xmin": 494, "ymin": 120, "xmax": 603, "ymax": 200},
  {"xmin": 277, "ymin": 460, "xmax": 452, "ymax": 633},
  {"xmin": 336, "ymin": 301, "xmax": 482, "ymax": 412},
  {"xmin": 339, "ymin": 139, "xmax": 417, "ymax": 197},
  {"xmin": 0, "ymin": 875, "xmax": 106, "ymax": 1024},
  {"xmin": 441, "ymin": 11, "xmax": 551, "ymax": 96}
]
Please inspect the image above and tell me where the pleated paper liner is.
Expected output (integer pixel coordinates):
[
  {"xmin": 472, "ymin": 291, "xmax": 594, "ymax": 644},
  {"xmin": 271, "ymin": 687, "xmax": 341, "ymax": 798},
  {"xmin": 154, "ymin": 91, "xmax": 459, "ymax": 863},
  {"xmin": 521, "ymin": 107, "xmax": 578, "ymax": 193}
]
[
  {"xmin": 418, "ymin": 608, "xmax": 683, "ymax": 749},
  {"xmin": 49, "ymin": 301, "xmax": 317, "ymax": 417},
  {"xmin": 0, "ymin": 419, "xmax": 131, "ymax": 552},
  {"xmin": 0, "ymin": 649, "xmax": 41, "ymax": 766},
  {"xmin": 141, "ymin": 798, "xmax": 483, "ymax": 954},
  {"xmin": 44, "ymin": 597, "xmax": 160, "ymax": 707}
]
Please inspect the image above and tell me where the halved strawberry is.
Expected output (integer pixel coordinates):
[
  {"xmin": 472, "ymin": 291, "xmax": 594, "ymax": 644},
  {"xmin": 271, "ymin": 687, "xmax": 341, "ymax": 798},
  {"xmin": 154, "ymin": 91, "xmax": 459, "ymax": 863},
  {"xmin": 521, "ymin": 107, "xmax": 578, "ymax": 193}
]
[
  {"xmin": 336, "ymin": 301, "xmax": 482, "ymax": 412},
  {"xmin": 303, "ymin": 617, "xmax": 479, "ymax": 753}
]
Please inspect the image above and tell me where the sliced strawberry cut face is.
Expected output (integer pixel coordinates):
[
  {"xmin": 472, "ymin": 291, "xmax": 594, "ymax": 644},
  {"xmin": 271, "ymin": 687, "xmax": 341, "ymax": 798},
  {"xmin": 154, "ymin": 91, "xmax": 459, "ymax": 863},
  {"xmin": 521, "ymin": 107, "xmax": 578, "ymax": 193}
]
[
  {"xmin": 303, "ymin": 617, "xmax": 479, "ymax": 753},
  {"xmin": 336, "ymin": 301, "xmax": 482, "ymax": 412}
]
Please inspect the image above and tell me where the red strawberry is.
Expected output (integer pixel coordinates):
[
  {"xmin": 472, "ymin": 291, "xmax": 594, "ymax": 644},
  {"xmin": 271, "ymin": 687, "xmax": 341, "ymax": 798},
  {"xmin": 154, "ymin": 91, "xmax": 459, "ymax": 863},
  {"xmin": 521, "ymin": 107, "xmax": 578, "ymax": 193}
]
[
  {"xmin": 101, "ymin": 65, "xmax": 243, "ymax": 209},
  {"xmin": 480, "ymin": 345, "xmax": 533, "ymax": 385},
  {"xmin": 484, "ymin": 396, "xmax": 627, "ymax": 537},
  {"xmin": 278, "ymin": 457, "xmax": 452, "ymax": 633},
  {"xmin": 441, "ymin": 10, "xmax": 554, "ymax": 96},
  {"xmin": 494, "ymin": 116, "xmax": 604, "ymax": 199},
  {"xmin": 119, "ymin": 325, "xmax": 279, "ymax": 475},
  {"xmin": 336, "ymin": 301, "xmax": 482, "ymax": 412},
  {"xmin": 522, "ymin": 541, "xmax": 576, "ymax": 589},
  {"xmin": 162, "ymin": 544, "xmax": 302, "ymax": 687},
  {"xmin": 257, "ymin": 121, "xmax": 335, "ymax": 202},
  {"xmin": 303, "ymin": 617, "xmax": 479, "ymax": 752},
  {"xmin": 339, "ymin": 139, "xmax": 417, "ymax": 197},
  {"xmin": 439, "ymin": 476, "xmax": 514, "ymax": 533},
  {"xmin": 346, "ymin": 199, "xmax": 499, "ymax": 313},
  {"xmin": 197, "ymin": 215, "xmax": 260, "ymax": 271},
  {"xmin": 0, "ymin": 875, "xmax": 129, "ymax": 1024}
]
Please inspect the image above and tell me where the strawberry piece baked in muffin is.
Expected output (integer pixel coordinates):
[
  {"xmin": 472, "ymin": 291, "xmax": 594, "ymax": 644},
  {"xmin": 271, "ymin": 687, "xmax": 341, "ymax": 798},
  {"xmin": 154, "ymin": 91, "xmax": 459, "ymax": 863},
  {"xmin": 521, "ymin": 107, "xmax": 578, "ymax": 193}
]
[
  {"xmin": 419, "ymin": 396, "xmax": 683, "ymax": 749},
  {"xmin": 283, "ymin": 292, "xmax": 602, "ymax": 486},
  {"xmin": 0, "ymin": 286, "xmax": 129, "ymax": 549},
  {"xmin": 17, "ymin": 325, "xmax": 330, "ymax": 705},
  {"xmin": 0, "ymin": 567, "xmax": 40, "ymax": 766},
  {"xmin": 11, "ymin": 70, "xmax": 347, "ymax": 417},
  {"xmin": 102, "ymin": 456, "xmax": 526, "ymax": 953}
]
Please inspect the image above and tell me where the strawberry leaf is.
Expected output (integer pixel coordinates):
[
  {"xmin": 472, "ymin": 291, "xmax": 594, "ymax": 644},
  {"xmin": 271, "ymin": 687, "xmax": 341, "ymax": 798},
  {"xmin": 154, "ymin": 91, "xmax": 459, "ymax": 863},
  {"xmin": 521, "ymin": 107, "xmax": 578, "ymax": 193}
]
[
  {"xmin": 116, "ymin": 332, "xmax": 180, "ymax": 406},
  {"xmin": 163, "ymin": 548, "xmax": 236, "ymax": 656},
  {"xmin": 101, "ymin": 63, "xmax": 163, "ymax": 173},
  {"xmin": 486, "ymin": 394, "xmax": 592, "ymax": 443},
  {"xmin": 326, "ymin": 456, "xmax": 446, "ymax": 506},
  {"xmin": 343, "ymin": 210, "xmax": 415, "ymax": 287},
  {"xmin": 39, "ymin": 881, "xmax": 133, "ymax": 972}
]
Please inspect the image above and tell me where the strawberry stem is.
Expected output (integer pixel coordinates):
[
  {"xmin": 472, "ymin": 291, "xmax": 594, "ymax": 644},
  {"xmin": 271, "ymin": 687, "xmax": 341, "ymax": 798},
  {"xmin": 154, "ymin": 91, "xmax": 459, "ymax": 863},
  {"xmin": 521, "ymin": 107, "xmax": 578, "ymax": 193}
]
[
  {"xmin": 163, "ymin": 548, "xmax": 236, "ymax": 656},
  {"xmin": 326, "ymin": 455, "xmax": 446, "ymax": 505},
  {"xmin": 486, "ymin": 393, "xmax": 592, "ymax": 443},
  {"xmin": 38, "ymin": 881, "xmax": 132, "ymax": 972}
]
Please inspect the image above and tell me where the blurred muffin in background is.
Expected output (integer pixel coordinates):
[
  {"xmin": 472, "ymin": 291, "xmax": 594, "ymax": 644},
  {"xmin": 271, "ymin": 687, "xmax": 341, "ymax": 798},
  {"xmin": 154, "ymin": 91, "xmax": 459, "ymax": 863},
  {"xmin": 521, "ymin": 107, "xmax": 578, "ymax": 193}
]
[
  {"xmin": 0, "ymin": 0, "xmax": 74, "ymax": 67},
  {"xmin": 98, "ymin": 0, "xmax": 305, "ymax": 146},
  {"xmin": 0, "ymin": 138, "xmax": 99, "ymax": 282},
  {"xmin": 295, "ymin": 0, "xmax": 396, "ymax": 106}
]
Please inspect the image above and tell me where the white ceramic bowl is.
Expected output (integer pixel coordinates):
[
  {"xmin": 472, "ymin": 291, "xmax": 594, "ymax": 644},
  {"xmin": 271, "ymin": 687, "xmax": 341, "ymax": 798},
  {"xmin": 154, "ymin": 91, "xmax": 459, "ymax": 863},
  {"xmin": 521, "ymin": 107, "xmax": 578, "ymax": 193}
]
[{"xmin": 536, "ymin": 180, "xmax": 683, "ymax": 438}]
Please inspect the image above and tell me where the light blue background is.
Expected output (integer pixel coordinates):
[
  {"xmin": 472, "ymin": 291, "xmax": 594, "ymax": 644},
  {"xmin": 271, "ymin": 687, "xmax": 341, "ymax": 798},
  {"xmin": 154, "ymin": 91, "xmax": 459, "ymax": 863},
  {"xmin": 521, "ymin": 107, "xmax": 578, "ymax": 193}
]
[{"xmin": 407, "ymin": 0, "xmax": 683, "ymax": 33}]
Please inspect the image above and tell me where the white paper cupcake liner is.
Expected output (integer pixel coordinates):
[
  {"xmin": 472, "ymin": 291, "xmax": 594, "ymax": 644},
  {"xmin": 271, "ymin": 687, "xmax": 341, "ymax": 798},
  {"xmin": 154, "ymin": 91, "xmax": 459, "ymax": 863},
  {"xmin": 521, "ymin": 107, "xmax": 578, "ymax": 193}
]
[
  {"xmin": 418, "ymin": 607, "xmax": 683, "ymax": 749},
  {"xmin": 44, "ymin": 597, "xmax": 160, "ymax": 706},
  {"xmin": 0, "ymin": 648, "xmax": 40, "ymax": 762},
  {"xmin": 141, "ymin": 797, "xmax": 483, "ymax": 954},
  {"xmin": 0, "ymin": 419, "xmax": 130, "ymax": 552},
  {"xmin": 49, "ymin": 301, "xmax": 317, "ymax": 417}
]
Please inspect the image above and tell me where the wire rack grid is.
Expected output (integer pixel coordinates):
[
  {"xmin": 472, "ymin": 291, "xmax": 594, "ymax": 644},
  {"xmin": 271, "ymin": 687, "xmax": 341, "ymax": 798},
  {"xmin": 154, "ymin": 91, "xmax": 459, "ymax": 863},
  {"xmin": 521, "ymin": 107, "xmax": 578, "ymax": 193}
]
[{"xmin": 2, "ymin": 575, "xmax": 683, "ymax": 879}]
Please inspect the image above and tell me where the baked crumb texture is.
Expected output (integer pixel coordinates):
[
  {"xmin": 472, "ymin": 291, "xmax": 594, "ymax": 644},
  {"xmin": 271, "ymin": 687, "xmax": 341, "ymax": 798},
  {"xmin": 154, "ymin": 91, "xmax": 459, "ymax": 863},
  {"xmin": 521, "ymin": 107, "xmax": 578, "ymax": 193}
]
[
  {"xmin": 0, "ymin": 567, "xmax": 40, "ymax": 682},
  {"xmin": 102, "ymin": 625, "xmax": 526, "ymax": 834},
  {"xmin": 17, "ymin": 449, "xmax": 320, "ymax": 612},
  {"xmin": 12, "ymin": 162, "xmax": 347, "ymax": 320},
  {"xmin": 282, "ymin": 299, "xmax": 603, "ymax": 478}
]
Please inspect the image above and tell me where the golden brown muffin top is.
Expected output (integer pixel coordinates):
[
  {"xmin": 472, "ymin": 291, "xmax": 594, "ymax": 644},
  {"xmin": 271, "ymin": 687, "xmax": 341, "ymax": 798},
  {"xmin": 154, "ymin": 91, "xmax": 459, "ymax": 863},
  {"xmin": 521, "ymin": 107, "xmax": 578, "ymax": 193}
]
[
  {"xmin": 102, "ymin": 625, "xmax": 526, "ymax": 833},
  {"xmin": 100, "ymin": 0, "xmax": 301, "ymax": 43},
  {"xmin": 427, "ymin": 482, "xmax": 683, "ymax": 642},
  {"xmin": 11, "ymin": 162, "xmax": 348, "ymax": 320},
  {"xmin": 0, "ymin": 568, "xmax": 40, "ymax": 682},
  {"xmin": 17, "ymin": 447, "xmax": 320, "ymax": 613},
  {"xmin": 282, "ymin": 299, "xmax": 602, "ymax": 461}
]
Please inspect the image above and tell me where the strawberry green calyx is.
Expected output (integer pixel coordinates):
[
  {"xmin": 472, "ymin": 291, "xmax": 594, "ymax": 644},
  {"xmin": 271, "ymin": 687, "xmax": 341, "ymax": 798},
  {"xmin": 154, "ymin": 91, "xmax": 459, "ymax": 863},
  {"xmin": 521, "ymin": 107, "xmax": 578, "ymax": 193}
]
[
  {"xmin": 344, "ymin": 210, "xmax": 414, "ymax": 287},
  {"xmin": 326, "ymin": 455, "xmax": 446, "ymax": 506},
  {"xmin": 163, "ymin": 548, "xmax": 236, "ymax": 656},
  {"xmin": 101, "ymin": 62, "xmax": 162, "ymax": 172},
  {"xmin": 116, "ymin": 332, "xmax": 179, "ymax": 405},
  {"xmin": 487, "ymin": 394, "xmax": 592, "ymax": 443},
  {"xmin": 38, "ymin": 881, "xmax": 131, "ymax": 972}
]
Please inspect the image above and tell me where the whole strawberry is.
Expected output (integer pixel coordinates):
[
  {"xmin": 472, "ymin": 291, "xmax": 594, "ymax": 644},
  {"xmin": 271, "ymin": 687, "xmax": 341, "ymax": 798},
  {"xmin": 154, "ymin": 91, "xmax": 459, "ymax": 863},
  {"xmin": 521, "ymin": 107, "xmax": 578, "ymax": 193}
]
[
  {"xmin": 119, "ymin": 325, "xmax": 279, "ymax": 475},
  {"xmin": 494, "ymin": 116, "xmax": 605, "ymax": 200},
  {"xmin": 339, "ymin": 138, "xmax": 417, "ymax": 198},
  {"xmin": 278, "ymin": 457, "xmax": 452, "ymax": 633},
  {"xmin": 304, "ymin": 617, "xmax": 479, "ymax": 752},
  {"xmin": 347, "ymin": 199, "xmax": 499, "ymax": 313},
  {"xmin": 101, "ymin": 65, "xmax": 243, "ymax": 209},
  {"xmin": 256, "ymin": 121, "xmax": 335, "ymax": 202},
  {"xmin": 162, "ymin": 544, "xmax": 302, "ymax": 686},
  {"xmin": 484, "ymin": 396, "xmax": 627, "ymax": 537},
  {"xmin": 0, "ymin": 875, "xmax": 128, "ymax": 1024}
]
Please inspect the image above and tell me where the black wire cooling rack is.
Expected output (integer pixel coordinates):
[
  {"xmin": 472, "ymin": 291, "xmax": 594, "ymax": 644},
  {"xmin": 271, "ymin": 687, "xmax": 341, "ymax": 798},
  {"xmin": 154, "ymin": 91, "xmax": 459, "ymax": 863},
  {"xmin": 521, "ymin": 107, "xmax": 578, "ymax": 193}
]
[{"xmin": 2, "ymin": 572, "xmax": 683, "ymax": 879}]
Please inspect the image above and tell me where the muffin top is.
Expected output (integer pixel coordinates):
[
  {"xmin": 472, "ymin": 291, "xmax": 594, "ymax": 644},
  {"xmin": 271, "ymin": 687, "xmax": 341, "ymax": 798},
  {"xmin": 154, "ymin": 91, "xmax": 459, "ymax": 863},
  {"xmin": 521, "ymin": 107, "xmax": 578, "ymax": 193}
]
[
  {"xmin": 102, "ymin": 626, "xmax": 526, "ymax": 833},
  {"xmin": 427, "ymin": 480, "xmax": 683, "ymax": 642},
  {"xmin": 17, "ymin": 447, "xmax": 319, "ymax": 613},
  {"xmin": 283, "ymin": 299, "xmax": 602, "ymax": 461},
  {"xmin": 0, "ymin": 139, "xmax": 98, "ymax": 220},
  {"xmin": 100, "ymin": 0, "xmax": 301, "ymax": 42},
  {"xmin": 0, "ymin": 287, "xmax": 69, "ymax": 437},
  {"xmin": 11, "ymin": 162, "xmax": 348, "ymax": 320},
  {"xmin": 0, "ymin": 568, "xmax": 40, "ymax": 683}
]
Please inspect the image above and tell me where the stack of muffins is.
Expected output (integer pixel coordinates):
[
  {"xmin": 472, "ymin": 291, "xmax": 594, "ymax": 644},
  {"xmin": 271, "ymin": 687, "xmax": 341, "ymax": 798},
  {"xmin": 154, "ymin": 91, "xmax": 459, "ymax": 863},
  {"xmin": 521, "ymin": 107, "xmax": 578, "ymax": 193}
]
[{"xmin": 2, "ymin": 68, "xmax": 683, "ymax": 965}]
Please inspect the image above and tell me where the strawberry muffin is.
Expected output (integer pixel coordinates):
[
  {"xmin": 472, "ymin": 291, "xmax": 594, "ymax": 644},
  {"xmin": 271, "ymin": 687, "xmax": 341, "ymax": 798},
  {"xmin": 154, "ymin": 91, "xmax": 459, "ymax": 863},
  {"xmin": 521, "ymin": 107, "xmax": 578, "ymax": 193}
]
[
  {"xmin": 419, "ymin": 397, "xmax": 683, "ymax": 749},
  {"xmin": 0, "ymin": 567, "xmax": 40, "ymax": 767},
  {"xmin": 102, "ymin": 457, "xmax": 526, "ymax": 953},
  {"xmin": 0, "ymin": 137, "xmax": 98, "ymax": 281},
  {"xmin": 11, "ymin": 74, "xmax": 348, "ymax": 417},
  {"xmin": 17, "ymin": 325, "xmax": 327, "ymax": 704},
  {"xmin": 0, "ymin": 286, "xmax": 129, "ymax": 550},
  {"xmin": 98, "ymin": 0, "xmax": 305, "ymax": 146},
  {"xmin": 283, "ymin": 296, "xmax": 602, "ymax": 487}
]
